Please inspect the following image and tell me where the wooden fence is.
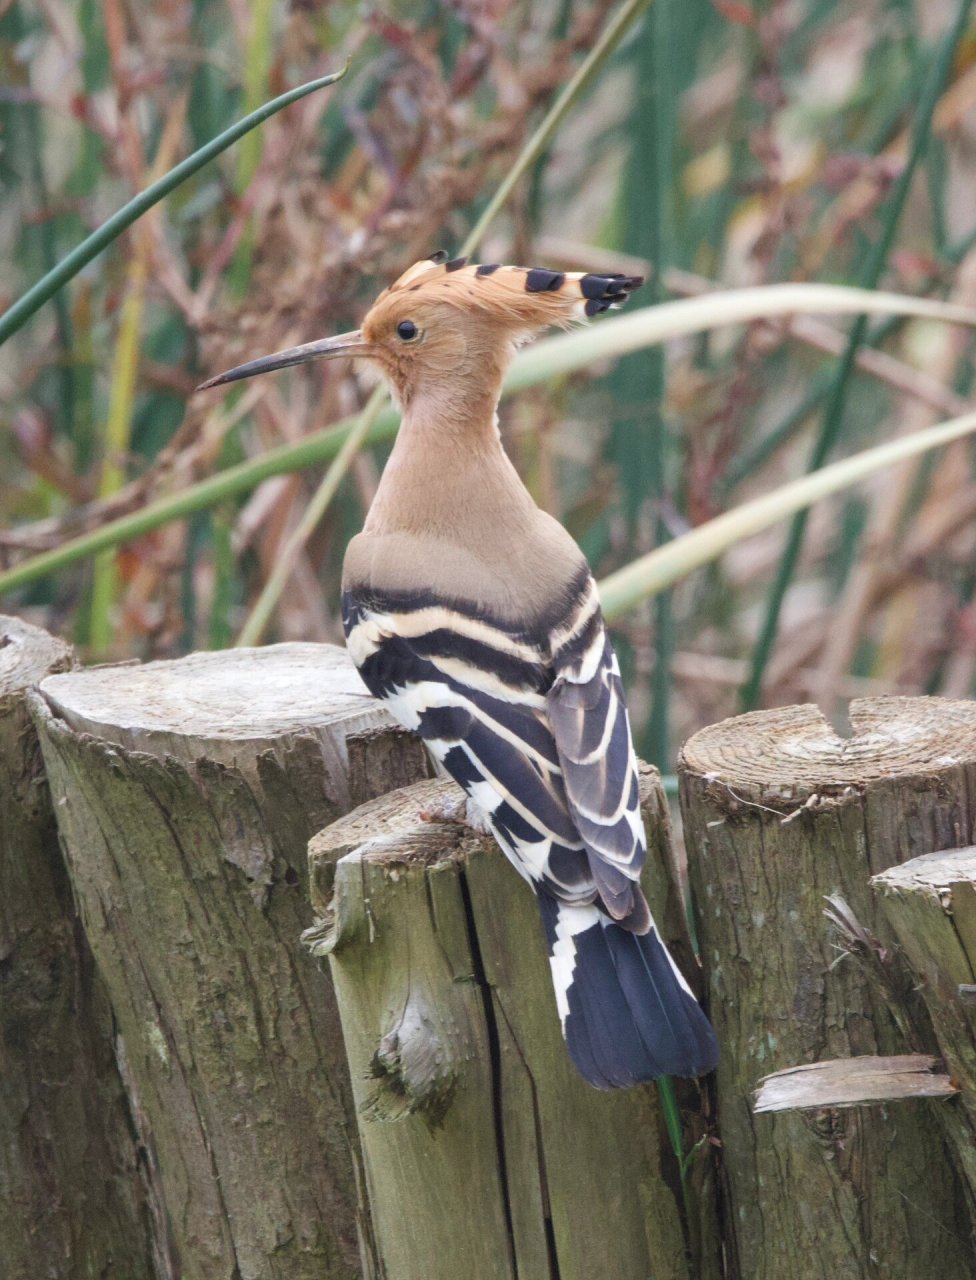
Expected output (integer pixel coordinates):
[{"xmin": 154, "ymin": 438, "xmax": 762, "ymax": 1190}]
[{"xmin": 2, "ymin": 612, "xmax": 975, "ymax": 1279}]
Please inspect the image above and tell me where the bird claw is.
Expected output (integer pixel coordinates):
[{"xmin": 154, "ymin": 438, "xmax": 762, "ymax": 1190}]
[
  {"xmin": 418, "ymin": 794, "xmax": 492, "ymax": 834},
  {"xmin": 418, "ymin": 794, "xmax": 467, "ymax": 825}
]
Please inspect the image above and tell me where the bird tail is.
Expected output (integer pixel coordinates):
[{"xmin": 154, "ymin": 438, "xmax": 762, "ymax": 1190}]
[{"xmin": 537, "ymin": 894, "xmax": 719, "ymax": 1089}]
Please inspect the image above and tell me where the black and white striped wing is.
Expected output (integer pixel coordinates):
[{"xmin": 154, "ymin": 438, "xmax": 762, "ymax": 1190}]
[
  {"xmin": 342, "ymin": 589, "xmax": 597, "ymax": 909},
  {"xmin": 547, "ymin": 579, "xmax": 648, "ymax": 929},
  {"xmin": 344, "ymin": 584, "xmax": 648, "ymax": 929}
]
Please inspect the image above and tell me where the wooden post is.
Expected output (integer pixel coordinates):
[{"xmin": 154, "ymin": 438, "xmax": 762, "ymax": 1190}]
[
  {"xmin": 872, "ymin": 847, "xmax": 976, "ymax": 1194},
  {"xmin": 679, "ymin": 697, "xmax": 976, "ymax": 1279},
  {"xmin": 30, "ymin": 643, "xmax": 428, "ymax": 1280},
  {"xmin": 308, "ymin": 770, "xmax": 718, "ymax": 1280},
  {"xmin": 0, "ymin": 615, "xmax": 156, "ymax": 1279}
]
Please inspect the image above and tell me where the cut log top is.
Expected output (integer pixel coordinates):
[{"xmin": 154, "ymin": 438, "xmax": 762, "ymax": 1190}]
[
  {"xmin": 310, "ymin": 777, "xmax": 463, "ymax": 857},
  {"xmin": 680, "ymin": 696, "xmax": 976, "ymax": 802},
  {"xmin": 37, "ymin": 642, "xmax": 389, "ymax": 765},
  {"xmin": 872, "ymin": 845, "xmax": 976, "ymax": 891},
  {"xmin": 307, "ymin": 778, "xmax": 469, "ymax": 916},
  {"xmin": 1, "ymin": 614, "xmax": 72, "ymax": 696}
]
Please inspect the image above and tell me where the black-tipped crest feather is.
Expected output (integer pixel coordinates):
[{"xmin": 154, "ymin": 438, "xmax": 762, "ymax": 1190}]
[{"xmin": 376, "ymin": 258, "xmax": 644, "ymax": 329}]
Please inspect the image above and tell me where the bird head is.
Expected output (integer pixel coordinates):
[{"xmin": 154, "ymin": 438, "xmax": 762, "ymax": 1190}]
[{"xmin": 197, "ymin": 252, "xmax": 643, "ymax": 407}]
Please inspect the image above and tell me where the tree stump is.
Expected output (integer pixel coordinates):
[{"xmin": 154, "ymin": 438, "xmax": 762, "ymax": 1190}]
[
  {"xmin": 872, "ymin": 847, "xmax": 976, "ymax": 1194},
  {"xmin": 30, "ymin": 643, "xmax": 428, "ymax": 1280},
  {"xmin": 679, "ymin": 697, "xmax": 976, "ymax": 1280},
  {"xmin": 0, "ymin": 615, "xmax": 155, "ymax": 1280},
  {"xmin": 307, "ymin": 769, "xmax": 717, "ymax": 1280}
]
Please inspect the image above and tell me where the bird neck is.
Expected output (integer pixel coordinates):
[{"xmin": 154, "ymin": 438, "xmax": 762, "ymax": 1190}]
[{"xmin": 364, "ymin": 383, "xmax": 538, "ymax": 540}]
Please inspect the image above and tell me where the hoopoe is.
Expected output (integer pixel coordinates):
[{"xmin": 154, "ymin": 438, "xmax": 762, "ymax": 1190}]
[{"xmin": 200, "ymin": 252, "xmax": 718, "ymax": 1088}]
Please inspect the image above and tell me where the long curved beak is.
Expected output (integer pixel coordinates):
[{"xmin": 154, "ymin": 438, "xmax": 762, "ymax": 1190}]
[{"xmin": 196, "ymin": 329, "xmax": 368, "ymax": 391}]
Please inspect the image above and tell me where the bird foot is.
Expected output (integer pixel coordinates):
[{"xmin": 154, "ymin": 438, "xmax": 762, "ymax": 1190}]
[
  {"xmin": 418, "ymin": 794, "xmax": 493, "ymax": 835},
  {"xmin": 418, "ymin": 794, "xmax": 466, "ymax": 825}
]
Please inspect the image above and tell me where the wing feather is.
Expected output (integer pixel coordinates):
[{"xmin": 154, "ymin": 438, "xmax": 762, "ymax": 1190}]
[
  {"xmin": 345, "ymin": 589, "xmax": 596, "ymax": 904},
  {"xmin": 547, "ymin": 595, "xmax": 649, "ymax": 931},
  {"xmin": 344, "ymin": 584, "xmax": 648, "ymax": 929}
]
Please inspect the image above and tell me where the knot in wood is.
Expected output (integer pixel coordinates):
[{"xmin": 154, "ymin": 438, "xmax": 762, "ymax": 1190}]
[{"xmin": 363, "ymin": 999, "xmax": 458, "ymax": 1128}]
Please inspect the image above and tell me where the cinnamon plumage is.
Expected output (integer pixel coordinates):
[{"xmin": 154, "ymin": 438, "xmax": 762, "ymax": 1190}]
[{"xmin": 201, "ymin": 252, "xmax": 718, "ymax": 1088}]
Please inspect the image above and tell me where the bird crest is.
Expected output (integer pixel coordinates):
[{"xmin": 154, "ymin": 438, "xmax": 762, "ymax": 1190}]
[{"xmin": 375, "ymin": 250, "xmax": 644, "ymax": 326}]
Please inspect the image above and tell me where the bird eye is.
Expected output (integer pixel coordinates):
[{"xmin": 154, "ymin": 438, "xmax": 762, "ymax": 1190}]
[{"xmin": 396, "ymin": 320, "xmax": 419, "ymax": 341}]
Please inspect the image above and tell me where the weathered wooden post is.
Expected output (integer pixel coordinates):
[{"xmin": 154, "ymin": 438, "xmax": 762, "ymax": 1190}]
[
  {"xmin": 873, "ymin": 847, "xmax": 976, "ymax": 1194},
  {"xmin": 0, "ymin": 615, "xmax": 155, "ymax": 1279},
  {"xmin": 307, "ymin": 769, "xmax": 719, "ymax": 1280},
  {"xmin": 30, "ymin": 643, "xmax": 427, "ymax": 1280},
  {"xmin": 679, "ymin": 697, "xmax": 976, "ymax": 1279},
  {"xmin": 19, "ymin": 618, "xmax": 976, "ymax": 1280}
]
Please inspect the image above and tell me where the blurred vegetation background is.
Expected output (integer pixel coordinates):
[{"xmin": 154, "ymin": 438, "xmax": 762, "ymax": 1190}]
[{"xmin": 3, "ymin": 0, "xmax": 976, "ymax": 769}]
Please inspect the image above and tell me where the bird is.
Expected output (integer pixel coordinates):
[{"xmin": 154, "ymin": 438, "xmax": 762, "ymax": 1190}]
[{"xmin": 199, "ymin": 251, "xmax": 718, "ymax": 1089}]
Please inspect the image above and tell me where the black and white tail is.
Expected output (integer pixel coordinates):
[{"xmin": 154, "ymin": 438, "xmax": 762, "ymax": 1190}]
[{"xmin": 537, "ymin": 895, "xmax": 718, "ymax": 1089}]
